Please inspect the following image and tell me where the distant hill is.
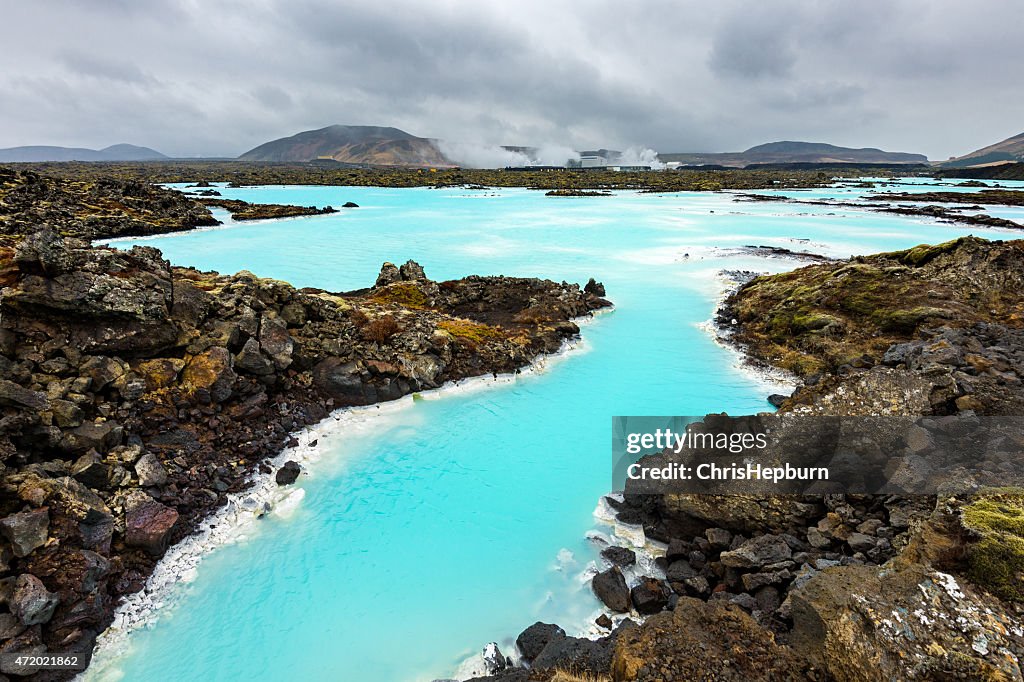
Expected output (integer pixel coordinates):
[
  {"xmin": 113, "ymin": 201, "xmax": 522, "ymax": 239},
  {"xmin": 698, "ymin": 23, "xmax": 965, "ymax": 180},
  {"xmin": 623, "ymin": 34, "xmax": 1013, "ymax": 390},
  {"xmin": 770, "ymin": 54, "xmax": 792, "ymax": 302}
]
[
  {"xmin": 659, "ymin": 141, "xmax": 928, "ymax": 168},
  {"xmin": 943, "ymin": 131, "xmax": 1024, "ymax": 168},
  {"xmin": 239, "ymin": 125, "xmax": 454, "ymax": 167},
  {"xmin": 0, "ymin": 143, "xmax": 168, "ymax": 162}
]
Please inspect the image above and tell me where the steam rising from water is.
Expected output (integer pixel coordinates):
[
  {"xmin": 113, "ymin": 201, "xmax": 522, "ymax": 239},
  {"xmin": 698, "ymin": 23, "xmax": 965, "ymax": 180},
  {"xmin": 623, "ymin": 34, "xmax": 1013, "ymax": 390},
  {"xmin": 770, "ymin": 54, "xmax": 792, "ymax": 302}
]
[
  {"xmin": 438, "ymin": 141, "xmax": 580, "ymax": 168},
  {"xmin": 439, "ymin": 141, "xmax": 666, "ymax": 169}
]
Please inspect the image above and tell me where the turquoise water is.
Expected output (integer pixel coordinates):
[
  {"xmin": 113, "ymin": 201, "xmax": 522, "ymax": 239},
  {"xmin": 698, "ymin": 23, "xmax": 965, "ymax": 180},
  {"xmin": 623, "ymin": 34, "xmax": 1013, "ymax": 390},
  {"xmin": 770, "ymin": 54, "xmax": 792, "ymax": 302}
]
[{"xmin": 89, "ymin": 182, "xmax": 1018, "ymax": 682}]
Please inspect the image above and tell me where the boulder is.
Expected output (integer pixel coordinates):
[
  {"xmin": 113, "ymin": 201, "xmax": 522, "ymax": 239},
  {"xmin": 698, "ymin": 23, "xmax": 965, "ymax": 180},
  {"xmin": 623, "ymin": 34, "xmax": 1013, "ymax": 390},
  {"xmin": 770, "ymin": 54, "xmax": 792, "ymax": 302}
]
[
  {"xmin": 584, "ymin": 278, "xmax": 606, "ymax": 297},
  {"xmin": 789, "ymin": 563, "xmax": 1023, "ymax": 682},
  {"xmin": 664, "ymin": 538, "xmax": 691, "ymax": 563},
  {"xmin": 0, "ymin": 379, "xmax": 48, "ymax": 410},
  {"xmin": 62, "ymin": 421, "xmax": 123, "ymax": 455},
  {"xmin": 79, "ymin": 355, "xmax": 128, "ymax": 391},
  {"xmin": 846, "ymin": 532, "xmax": 877, "ymax": 553},
  {"xmin": 516, "ymin": 622, "xmax": 564, "ymax": 662},
  {"xmin": 275, "ymin": 461, "xmax": 301, "ymax": 486},
  {"xmin": 375, "ymin": 262, "xmax": 401, "ymax": 287},
  {"xmin": 183, "ymin": 347, "xmax": 236, "ymax": 402},
  {"xmin": 313, "ymin": 358, "xmax": 370, "ymax": 405},
  {"xmin": 234, "ymin": 337, "xmax": 274, "ymax": 374},
  {"xmin": 630, "ymin": 577, "xmax": 670, "ymax": 615},
  {"xmin": 720, "ymin": 534, "xmax": 793, "ymax": 569},
  {"xmin": 50, "ymin": 398, "xmax": 83, "ymax": 427},
  {"xmin": 665, "ymin": 559, "xmax": 698, "ymax": 583},
  {"xmin": 592, "ymin": 566, "xmax": 631, "ymax": 613},
  {"xmin": 0, "ymin": 509, "xmax": 49, "ymax": 557},
  {"xmin": 135, "ymin": 453, "xmax": 169, "ymax": 487},
  {"xmin": 705, "ymin": 527, "xmax": 733, "ymax": 551},
  {"xmin": 399, "ymin": 260, "xmax": 426, "ymax": 281},
  {"xmin": 13, "ymin": 226, "xmax": 73, "ymax": 275},
  {"xmin": 71, "ymin": 451, "xmax": 110, "ymax": 488},
  {"xmin": 258, "ymin": 315, "xmax": 293, "ymax": 370},
  {"xmin": 531, "ymin": 630, "xmax": 620, "ymax": 676},
  {"xmin": 11, "ymin": 574, "xmax": 59, "ymax": 625},
  {"xmin": 124, "ymin": 493, "xmax": 179, "ymax": 555},
  {"xmin": 601, "ymin": 545, "xmax": 637, "ymax": 567},
  {"xmin": 482, "ymin": 642, "xmax": 506, "ymax": 674},
  {"xmin": 135, "ymin": 357, "xmax": 185, "ymax": 390}
]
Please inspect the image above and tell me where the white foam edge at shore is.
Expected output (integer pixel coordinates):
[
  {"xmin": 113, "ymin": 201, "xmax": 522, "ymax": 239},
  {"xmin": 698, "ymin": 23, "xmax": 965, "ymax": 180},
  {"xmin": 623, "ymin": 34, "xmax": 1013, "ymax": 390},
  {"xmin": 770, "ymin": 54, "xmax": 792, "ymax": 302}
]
[
  {"xmin": 697, "ymin": 269, "xmax": 798, "ymax": 397},
  {"xmin": 80, "ymin": 311, "xmax": 608, "ymax": 681}
]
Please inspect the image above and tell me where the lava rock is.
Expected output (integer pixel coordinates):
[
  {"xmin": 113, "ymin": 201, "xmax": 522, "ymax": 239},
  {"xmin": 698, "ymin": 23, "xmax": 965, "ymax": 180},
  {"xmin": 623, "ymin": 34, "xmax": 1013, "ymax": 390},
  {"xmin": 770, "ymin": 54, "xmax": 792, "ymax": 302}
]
[
  {"xmin": 666, "ymin": 559, "xmax": 698, "ymax": 583},
  {"xmin": 705, "ymin": 527, "xmax": 733, "ymax": 551},
  {"xmin": 584, "ymin": 278, "xmax": 606, "ymax": 297},
  {"xmin": 592, "ymin": 566, "xmax": 631, "ymax": 612},
  {"xmin": 630, "ymin": 577, "xmax": 670, "ymax": 615},
  {"xmin": 601, "ymin": 545, "xmax": 637, "ymax": 567},
  {"xmin": 482, "ymin": 642, "xmax": 506, "ymax": 673},
  {"xmin": 720, "ymin": 535, "xmax": 793, "ymax": 569},
  {"xmin": 135, "ymin": 452, "xmax": 169, "ymax": 487},
  {"xmin": 274, "ymin": 460, "xmax": 301, "ymax": 486},
  {"xmin": 516, "ymin": 622, "xmax": 564, "ymax": 662},
  {"xmin": 124, "ymin": 493, "xmax": 179, "ymax": 555},
  {"xmin": 71, "ymin": 452, "xmax": 110, "ymax": 489},
  {"xmin": 11, "ymin": 574, "xmax": 59, "ymax": 625},
  {"xmin": 0, "ymin": 509, "xmax": 49, "ymax": 558}
]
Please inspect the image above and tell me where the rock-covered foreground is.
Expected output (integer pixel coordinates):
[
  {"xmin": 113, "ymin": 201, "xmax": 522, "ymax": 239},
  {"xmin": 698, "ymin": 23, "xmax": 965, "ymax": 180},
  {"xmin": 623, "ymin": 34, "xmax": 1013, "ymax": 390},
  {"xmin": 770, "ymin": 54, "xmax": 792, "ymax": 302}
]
[
  {"xmin": 0, "ymin": 169, "xmax": 610, "ymax": 679},
  {"xmin": 474, "ymin": 236, "xmax": 1024, "ymax": 682}
]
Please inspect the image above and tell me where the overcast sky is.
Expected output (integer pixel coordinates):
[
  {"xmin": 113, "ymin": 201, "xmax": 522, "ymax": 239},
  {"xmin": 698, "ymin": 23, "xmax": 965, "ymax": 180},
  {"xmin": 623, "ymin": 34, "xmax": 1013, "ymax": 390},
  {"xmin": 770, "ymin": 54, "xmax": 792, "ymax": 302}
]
[{"xmin": 1, "ymin": 0, "xmax": 1021, "ymax": 159}]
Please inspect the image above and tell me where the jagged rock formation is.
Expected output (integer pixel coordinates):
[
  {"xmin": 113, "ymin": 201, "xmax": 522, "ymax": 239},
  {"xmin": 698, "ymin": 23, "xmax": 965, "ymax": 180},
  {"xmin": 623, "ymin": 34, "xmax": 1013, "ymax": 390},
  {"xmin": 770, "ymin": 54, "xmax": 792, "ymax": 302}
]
[{"xmin": 0, "ymin": 167, "xmax": 218, "ymax": 243}]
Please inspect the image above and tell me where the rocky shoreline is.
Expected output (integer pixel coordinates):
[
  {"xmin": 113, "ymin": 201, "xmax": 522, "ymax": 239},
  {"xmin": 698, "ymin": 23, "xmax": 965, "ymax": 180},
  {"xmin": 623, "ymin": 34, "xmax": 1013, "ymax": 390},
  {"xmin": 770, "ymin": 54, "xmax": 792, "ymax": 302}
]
[
  {"xmin": 734, "ymin": 189, "xmax": 1024, "ymax": 231},
  {"xmin": 0, "ymin": 169, "xmax": 610, "ymax": 679},
  {"xmin": 471, "ymin": 236, "xmax": 1024, "ymax": 682}
]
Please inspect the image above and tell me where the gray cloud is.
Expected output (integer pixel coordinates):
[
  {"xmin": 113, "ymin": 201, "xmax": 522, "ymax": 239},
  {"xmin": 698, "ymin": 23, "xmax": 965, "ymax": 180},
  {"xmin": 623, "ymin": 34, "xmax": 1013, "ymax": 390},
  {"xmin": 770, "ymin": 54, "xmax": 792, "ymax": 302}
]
[{"xmin": 0, "ymin": 0, "xmax": 1021, "ymax": 159}]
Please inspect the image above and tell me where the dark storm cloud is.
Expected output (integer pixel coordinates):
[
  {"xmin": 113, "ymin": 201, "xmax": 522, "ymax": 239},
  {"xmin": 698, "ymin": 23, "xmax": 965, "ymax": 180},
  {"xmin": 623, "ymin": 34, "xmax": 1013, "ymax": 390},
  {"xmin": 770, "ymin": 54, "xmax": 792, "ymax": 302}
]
[{"xmin": 0, "ymin": 0, "xmax": 1021, "ymax": 159}]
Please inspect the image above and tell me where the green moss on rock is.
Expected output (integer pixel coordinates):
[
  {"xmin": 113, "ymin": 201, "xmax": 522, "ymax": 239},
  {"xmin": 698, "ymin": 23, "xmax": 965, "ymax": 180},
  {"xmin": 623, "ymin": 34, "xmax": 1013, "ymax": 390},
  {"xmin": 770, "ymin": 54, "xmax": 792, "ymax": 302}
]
[{"xmin": 962, "ymin": 489, "xmax": 1024, "ymax": 602}]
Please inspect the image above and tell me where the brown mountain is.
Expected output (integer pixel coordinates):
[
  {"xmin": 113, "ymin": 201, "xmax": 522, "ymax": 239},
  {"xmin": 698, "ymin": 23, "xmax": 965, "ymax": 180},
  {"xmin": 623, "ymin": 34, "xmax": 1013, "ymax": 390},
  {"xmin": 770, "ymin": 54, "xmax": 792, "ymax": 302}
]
[
  {"xmin": 660, "ymin": 141, "xmax": 928, "ymax": 167},
  {"xmin": 943, "ymin": 131, "xmax": 1024, "ymax": 168},
  {"xmin": 238, "ymin": 125, "xmax": 454, "ymax": 167}
]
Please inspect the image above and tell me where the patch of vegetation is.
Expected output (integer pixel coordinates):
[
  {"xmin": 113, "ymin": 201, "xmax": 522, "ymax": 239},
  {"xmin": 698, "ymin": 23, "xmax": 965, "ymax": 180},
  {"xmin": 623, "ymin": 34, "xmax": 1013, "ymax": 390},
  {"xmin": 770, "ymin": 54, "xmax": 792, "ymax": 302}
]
[
  {"xmin": 961, "ymin": 488, "xmax": 1024, "ymax": 602},
  {"xmin": 361, "ymin": 314, "xmax": 401, "ymax": 342},
  {"xmin": 370, "ymin": 282, "xmax": 430, "ymax": 308},
  {"xmin": 438, "ymin": 318, "xmax": 505, "ymax": 344},
  {"xmin": 723, "ymin": 237, "xmax": 1024, "ymax": 376}
]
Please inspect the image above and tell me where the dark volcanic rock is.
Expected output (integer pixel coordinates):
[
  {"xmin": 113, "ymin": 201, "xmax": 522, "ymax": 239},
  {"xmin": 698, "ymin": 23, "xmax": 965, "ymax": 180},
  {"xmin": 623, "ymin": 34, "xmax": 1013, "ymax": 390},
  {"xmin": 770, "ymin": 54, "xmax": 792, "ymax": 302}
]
[
  {"xmin": 601, "ymin": 545, "xmax": 637, "ymax": 567},
  {"xmin": 592, "ymin": 566, "xmax": 630, "ymax": 612},
  {"xmin": 124, "ymin": 493, "xmax": 179, "ymax": 556},
  {"xmin": 720, "ymin": 534, "xmax": 793, "ymax": 569},
  {"xmin": 515, "ymin": 622, "xmax": 564, "ymax": 662},
  {"xmin": 134, "ymin": 452, "xmax": 169, "ymax": 487},
  {"xmin": 275, "ymin": 461, "xmax": 301, "ymax": 486},
  {"xmin": 584, "ymin": 277, "xmax": 606, "ymax": 297},
  {"xmin": 630, "ymin": 577, "xmax": 670, "ymax": 615},
  {"xmin": 531, "ymin": 630, "xmax": 619, "ymax": 675},
  {"xmin": 0, "ymin": 509, "xmax": 49, "ymax": 558},
  {"xmin": 11, "ymin": 574, "xmax": 59, "ymax": 626}
]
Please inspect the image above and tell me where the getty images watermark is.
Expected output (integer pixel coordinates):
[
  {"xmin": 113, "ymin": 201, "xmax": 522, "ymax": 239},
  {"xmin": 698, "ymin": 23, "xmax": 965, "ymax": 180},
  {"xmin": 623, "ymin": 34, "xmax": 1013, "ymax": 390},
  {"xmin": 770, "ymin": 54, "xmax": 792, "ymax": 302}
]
[{"xmin": 612, "ymin": 414, "xmax": 1024, "ymax": 495}]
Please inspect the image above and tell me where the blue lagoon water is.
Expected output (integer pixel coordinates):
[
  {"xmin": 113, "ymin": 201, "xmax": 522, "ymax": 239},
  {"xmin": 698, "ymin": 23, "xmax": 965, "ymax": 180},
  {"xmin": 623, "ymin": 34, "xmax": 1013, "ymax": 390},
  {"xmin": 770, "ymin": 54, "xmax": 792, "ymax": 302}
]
[{"xmin": 86, "ymin": 182, "xmax": 1018, "ymax": 681}]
